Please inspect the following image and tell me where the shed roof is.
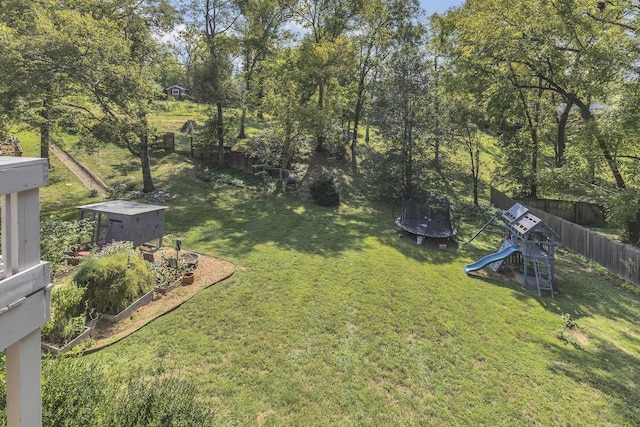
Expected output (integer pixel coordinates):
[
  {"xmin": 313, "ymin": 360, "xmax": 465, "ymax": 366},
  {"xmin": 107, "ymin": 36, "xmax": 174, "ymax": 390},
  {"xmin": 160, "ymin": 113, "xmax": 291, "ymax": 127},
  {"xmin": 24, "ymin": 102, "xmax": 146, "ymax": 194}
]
[{"xmin": 78, "ymin": 200, "xmax": 167, "ymax": 215}]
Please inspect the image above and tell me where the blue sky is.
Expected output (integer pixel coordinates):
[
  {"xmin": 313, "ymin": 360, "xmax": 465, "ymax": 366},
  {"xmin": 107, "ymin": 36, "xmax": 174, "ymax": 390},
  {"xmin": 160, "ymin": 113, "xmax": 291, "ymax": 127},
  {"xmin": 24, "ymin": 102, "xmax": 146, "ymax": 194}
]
[{"xmin": 420, "ymin": 0, "xmax": 464, "ymax": 16}]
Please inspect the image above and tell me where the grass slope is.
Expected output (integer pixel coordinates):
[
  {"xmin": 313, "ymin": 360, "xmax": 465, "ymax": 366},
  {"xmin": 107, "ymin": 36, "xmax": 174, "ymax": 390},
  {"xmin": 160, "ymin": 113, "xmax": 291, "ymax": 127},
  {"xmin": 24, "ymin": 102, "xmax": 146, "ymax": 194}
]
[
  {"xmin": 13, "ymin": 107, "xmax": 640, "ymax": 425},
  {"xmin": 67, "ymin": 154, "xmax": 639, "ymax": 425}
]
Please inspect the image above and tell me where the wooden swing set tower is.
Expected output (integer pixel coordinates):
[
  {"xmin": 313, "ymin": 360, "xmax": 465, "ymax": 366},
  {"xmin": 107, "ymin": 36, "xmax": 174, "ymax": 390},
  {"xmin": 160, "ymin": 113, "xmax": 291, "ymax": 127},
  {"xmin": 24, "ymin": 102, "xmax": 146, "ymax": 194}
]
[{"xmin": 500, "ymin": 203, "xmax": 558, "ymax": 297}]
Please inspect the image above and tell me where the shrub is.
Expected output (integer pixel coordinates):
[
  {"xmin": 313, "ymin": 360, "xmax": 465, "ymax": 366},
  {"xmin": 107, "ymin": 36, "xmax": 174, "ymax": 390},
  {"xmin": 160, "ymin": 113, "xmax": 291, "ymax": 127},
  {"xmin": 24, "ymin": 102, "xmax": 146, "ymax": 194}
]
[
  {"xmin": 42, "ymin": 357, "xmax": 106, "ymax": 426},
  {"xmin": 310, "ymin": 172, "xmax": 340, "ymax": 207},
  {"xmin": 41, "ymin": 218, "xmax": 94, "ymax": 277},
  {"xmin": 38, "ymin": 357, "xmax": 216, "ymax": 426},
  {"xmin": 102, "ymin": 375, "xmax": 215, "ymax": 426},
  {"xmin": 149, "ymin": 254, "xmax": 191, "ymax": 291},
  {"xmin": 42, "ymin": 281, "xmax": 87, "ymax": 346},
  {"xmin": 73, "ymin": 242, "xmax": 153, "ymax": 314}
]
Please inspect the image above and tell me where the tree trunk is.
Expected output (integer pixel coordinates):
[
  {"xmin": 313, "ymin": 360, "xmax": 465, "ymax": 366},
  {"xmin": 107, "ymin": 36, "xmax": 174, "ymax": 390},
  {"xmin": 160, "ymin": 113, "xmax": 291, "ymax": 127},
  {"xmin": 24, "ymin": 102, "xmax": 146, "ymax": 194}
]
[
  {"xmin": 316, "ymin": 80, "xmax": 325, "ymax": 152},
  {"xmin": 530, "ymin": 129, "xmax": 538, "ymax": 198},
  {"xmin": 573, "ymin": 98, "xmax": 627, "ymax": 190},
  {"xmin": 140, "ymin": 134, "xmax": 155, "ymax": 193},
  {"xmin": 216, "ymin": 100, "xmax": 225, "ymax": 167},
  {"xmin": 238, "ymin": 107, "xmax": 247, "ymax": 139},
  {"xmin": 40, "ymin": 92, "xmax": 53, "ymax": 160},
  {"xmin": 556, "ymin": 101, "xmax": 572, "ymax": 167},
  {"xmin": 351, "ymin": 99, "xmax": 362, "ymax": 172}
]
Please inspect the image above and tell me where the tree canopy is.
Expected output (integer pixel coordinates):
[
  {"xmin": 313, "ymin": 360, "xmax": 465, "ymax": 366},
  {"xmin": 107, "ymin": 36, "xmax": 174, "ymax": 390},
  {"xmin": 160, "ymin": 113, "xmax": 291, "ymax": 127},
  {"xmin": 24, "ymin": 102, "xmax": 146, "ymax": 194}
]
[{"xmin": 2, "ymin": 0, "xmax": 640, "ymax": 241}]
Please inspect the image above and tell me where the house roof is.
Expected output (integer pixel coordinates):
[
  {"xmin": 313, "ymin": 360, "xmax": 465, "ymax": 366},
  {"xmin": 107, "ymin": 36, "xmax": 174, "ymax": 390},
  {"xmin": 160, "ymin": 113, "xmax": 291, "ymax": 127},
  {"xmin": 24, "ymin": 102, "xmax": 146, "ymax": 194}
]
[{"xmin": 164, "ymin": 85, "xmax": 188, "ymax": 91}]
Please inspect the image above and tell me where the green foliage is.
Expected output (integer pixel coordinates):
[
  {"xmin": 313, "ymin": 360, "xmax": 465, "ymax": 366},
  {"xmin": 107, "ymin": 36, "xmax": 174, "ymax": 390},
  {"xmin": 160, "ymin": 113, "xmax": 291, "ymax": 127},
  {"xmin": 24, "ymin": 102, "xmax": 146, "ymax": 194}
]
[
  {"xmin": 101, "ymin": 375, "xmax": 214, "ymax": 426},
  {"xmin": 73, "ymin": 242, "xmax": 153, "ymax": 314},
  {"xmin": 309, "ymin": 172, "xmax": 340, "ymax": 207},
  {"xmin": 149, "ymin": 254, "xmax": 192, "ymax": 291},
  {"xmin": 604, "ymin": 189, "xmax": 640, "ymax": 236},
  {"xmin": 38, "ymin": 356, "xmax": 215, "ymax": 426},
  {"xmin": 0, "ymin": 354, "xmax": 4, "ymax": 426},
  {"xmin": 41, "ymin": 218, "xmax": 95, "ymax": 277},
  {"xmin": 42, "ymin": 281, "xmax": 87, "ymax": 346},
  {"xmin": 106, "ymin": 183, "xmax": 129, "ymax": 200},
  {"xmin": 250, "ymin": 127, "xmax": 290, "ymax": 170},
  {"xmin": 556, "ymin": 313, "xmax": 582, "ymax": 348},
  {"xmin": 453, "ymin": 199, "xmax": 497, "ymax": 224},
  {"xmin": 195, "ymin": 106, "xmax": 239, "ymax": 150},
  {"xmin": 41, "ymin": 357, "xmax": 106, "ymax": 426}
]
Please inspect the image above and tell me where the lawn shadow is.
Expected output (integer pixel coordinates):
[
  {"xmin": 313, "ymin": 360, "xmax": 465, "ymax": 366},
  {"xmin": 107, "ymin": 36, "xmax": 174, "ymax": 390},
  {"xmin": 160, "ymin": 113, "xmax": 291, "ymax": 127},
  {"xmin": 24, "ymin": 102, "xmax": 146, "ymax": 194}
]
[
  {"xmin": 378, "ymin": 226, "xmax": 461, "ymax": 265},
  {"xmin": 150, "ymin": 163, "xmax": 385, "ymax": 259},
  {"xmin": 460, "ymin": 249, "xmax": 640, "ymax": 325},
  {"xmin": 149, "ymin": 153, "xmax": 640, "ymax": 325},
  {"xmin": 534, "ymin": 328, "xmax": 640, "ymax": 424}
]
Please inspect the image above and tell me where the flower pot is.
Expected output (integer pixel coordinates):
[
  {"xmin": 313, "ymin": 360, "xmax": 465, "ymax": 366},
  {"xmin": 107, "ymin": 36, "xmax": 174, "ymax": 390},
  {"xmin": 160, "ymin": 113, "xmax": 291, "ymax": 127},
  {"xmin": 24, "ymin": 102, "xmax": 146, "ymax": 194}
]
[
  {"xmin": 181, "ymin": 272, "xmax": 195, "ymax": 286},
  {"xmin": 180, "ymin": 252, "xmax": 201, "ymax": 270}
]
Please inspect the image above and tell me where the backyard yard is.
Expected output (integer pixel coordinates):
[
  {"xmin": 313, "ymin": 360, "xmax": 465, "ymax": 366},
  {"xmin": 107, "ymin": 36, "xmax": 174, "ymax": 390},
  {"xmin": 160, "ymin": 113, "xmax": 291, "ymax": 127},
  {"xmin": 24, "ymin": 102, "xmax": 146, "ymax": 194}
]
[
  {"xmin": 9, "ymin": 115, "xmax": 640, "ymax": 425},
  {"xmin": 87, "ymin": 187, "xmax": 638, "ymax": 425}
]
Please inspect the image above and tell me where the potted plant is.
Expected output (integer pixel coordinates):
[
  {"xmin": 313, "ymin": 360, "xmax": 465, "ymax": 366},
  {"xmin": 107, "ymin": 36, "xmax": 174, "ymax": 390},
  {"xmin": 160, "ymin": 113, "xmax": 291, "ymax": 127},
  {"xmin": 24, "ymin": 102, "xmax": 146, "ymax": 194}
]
[
  {"xmin": 181, "ymin": 271, "xmax": 195, "ymax": 286},
  {"xmin": 151, "ymin": 253, "xmax": 196, "ymax": 291}
]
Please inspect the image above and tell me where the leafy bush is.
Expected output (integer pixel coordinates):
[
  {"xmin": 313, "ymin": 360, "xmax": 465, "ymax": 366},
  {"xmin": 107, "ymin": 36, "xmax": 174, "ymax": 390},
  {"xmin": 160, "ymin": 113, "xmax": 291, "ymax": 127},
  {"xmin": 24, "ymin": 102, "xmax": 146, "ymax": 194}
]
[
  {"xmin": 101, "ymin": 375, "xmax": 215, "ymax": 426},
  {"xmin": 39, "ymin": 356, "xmax": 216, "ymax": 426},
  {"xmin": 73, "ymin": 242, "xmax": 153, "ymax": 314},
  {"xmin": 310, "ymin": 172, "xmax": 340, "ymax": 207},
  {"xmin": 106, "ymin": 183, "xmax": 128, "ymax": 200},
  {"xmin": 41, "ymin": 218, "xmax": 94, "ymax": 277},
  {"xmin": 42, "ymin": 281, "xmax": 87, "ymax": 346},
  {"xmin": 148, "ymin": 254, "xmax": 192, "ymax": 291},
  {"xmin": 42, "ymin": 357, "xmax": 106, "ymax": 426}
]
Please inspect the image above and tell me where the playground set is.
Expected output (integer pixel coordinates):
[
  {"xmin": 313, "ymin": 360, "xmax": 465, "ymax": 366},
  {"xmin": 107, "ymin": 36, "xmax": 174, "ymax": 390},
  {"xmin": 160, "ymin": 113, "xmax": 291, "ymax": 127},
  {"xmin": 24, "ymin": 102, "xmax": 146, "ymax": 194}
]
[
  {"xmin": 395, "ymin": 193, "xmax": 457, "ymax": 243},
  {"xmin": 465, "ymin": 203, "xmax": 558, "ymax": 297}
]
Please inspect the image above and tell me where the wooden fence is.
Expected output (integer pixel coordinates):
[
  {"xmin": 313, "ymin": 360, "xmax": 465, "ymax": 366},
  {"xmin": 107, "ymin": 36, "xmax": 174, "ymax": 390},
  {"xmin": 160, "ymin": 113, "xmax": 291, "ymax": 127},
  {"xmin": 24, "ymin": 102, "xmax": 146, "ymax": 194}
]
[
  {"xmin": 491, "ymin": 187, "xmax": 640, "ymax": 286},
  {"xmin": 153, "ymin": 133, "xmax": 292, "ymax": 181},
  {"xmin": 155, "ymin": 133, "xmax": 175, "ymax": 151},
  {"xmin": 513, "ymin": 197, "xmax": 605, "ymax": 226}
]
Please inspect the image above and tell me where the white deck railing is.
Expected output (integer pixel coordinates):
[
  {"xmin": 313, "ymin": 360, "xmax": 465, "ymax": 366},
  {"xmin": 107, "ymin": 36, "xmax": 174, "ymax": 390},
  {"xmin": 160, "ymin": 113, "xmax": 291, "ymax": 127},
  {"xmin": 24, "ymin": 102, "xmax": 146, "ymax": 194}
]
[{"xmin": 0, "ymin": 157, "xmax": 50, "ymax": 427}]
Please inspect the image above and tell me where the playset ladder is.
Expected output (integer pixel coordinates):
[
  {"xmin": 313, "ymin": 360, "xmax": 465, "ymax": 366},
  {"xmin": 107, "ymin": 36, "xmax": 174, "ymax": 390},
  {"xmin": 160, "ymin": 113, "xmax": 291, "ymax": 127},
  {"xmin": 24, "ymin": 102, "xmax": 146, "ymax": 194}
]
[{"xmin": 532, "ymin": 257, "xmax": 554, "ymax": 298}]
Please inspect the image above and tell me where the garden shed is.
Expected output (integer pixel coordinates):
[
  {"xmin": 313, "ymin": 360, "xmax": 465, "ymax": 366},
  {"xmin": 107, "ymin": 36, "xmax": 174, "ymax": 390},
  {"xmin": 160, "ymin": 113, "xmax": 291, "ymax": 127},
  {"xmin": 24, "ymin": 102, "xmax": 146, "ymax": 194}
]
[{"xmin": 78, "ymin": 200, "xmax": 168, "ymax": 249}]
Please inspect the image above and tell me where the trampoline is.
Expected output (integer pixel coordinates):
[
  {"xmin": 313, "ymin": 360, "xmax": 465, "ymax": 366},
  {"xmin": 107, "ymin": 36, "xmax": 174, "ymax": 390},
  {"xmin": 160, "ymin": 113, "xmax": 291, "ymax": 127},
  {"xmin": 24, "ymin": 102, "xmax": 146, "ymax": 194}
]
[{"xmin": 395, "ymin": 193, "xmax": 457, "ymax": 240}]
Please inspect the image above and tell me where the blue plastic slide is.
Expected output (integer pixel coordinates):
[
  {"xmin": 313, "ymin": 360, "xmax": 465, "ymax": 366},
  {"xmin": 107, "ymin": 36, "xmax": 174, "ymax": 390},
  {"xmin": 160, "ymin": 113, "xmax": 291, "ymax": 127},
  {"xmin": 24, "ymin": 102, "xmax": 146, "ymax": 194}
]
[{"xmin": 464, "ymin": 245, "xmax": 521, "ymax": 275}]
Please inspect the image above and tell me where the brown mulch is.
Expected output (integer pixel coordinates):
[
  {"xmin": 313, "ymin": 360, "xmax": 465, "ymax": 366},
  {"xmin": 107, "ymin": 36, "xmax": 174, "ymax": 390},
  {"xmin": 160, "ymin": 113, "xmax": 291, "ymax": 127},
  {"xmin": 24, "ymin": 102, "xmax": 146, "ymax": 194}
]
[{"xmin": 84, "ymin": 248, "xmax": 234, "ymax": 353}]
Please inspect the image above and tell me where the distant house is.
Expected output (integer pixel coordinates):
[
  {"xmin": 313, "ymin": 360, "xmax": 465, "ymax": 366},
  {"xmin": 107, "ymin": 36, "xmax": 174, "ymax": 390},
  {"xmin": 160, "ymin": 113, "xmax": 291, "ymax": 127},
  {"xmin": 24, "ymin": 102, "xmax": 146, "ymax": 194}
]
[{"xmin": 164, "ymin": 85, "xmax": 190, "ymax": 101}]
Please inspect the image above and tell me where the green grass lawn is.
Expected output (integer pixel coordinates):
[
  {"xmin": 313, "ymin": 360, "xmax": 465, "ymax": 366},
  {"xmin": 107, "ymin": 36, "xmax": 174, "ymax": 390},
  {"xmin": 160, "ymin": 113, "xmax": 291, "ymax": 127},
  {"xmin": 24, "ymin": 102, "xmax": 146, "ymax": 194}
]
[
  {"xmin": 41, "ymin": 147, "xmax": 635, "ymax": 425},
  {"xmin": 12, "ymin": 109, "xmax": 640, "ymax": 424}
]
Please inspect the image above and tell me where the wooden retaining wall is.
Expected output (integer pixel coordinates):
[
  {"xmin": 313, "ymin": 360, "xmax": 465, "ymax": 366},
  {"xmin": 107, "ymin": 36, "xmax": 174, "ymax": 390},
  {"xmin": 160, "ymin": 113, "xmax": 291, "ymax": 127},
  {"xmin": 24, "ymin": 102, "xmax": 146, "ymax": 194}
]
[{"xmin": 491, "ymin": 187, "xmax": 640, "ymax": 286}]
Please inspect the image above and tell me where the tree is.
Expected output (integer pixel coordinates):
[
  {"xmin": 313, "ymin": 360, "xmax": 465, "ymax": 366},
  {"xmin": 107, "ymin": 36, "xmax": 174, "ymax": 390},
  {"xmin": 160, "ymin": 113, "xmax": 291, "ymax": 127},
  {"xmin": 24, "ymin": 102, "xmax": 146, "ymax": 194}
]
[
  {"xmin": 0, "ymin": 0, "xmax": 177, "ymax": 192},
  {"xmin": 256, "ymin": 46, "xmax": 309, "ymax": 169},
  {"xmin": 295, "ymin": 0, "xmax": 362, "ymax": 152},
  {"xmin": 348, "ymin": 0, "xmax": 419, "ymax": 171},
  {"xmin": 444, "ymin": 0, "xmax": 640, "ymax": 241},
  {"xmin": 184, "ymin": 0, "xmax": 240, "ymax": 166},
  {"xmin": 370, "ymin": 21, "xmax": 430, "ymax": 192},
  {"xmin": 236, "ymin": 0, "xmax": 296, "ymax": 137}
]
